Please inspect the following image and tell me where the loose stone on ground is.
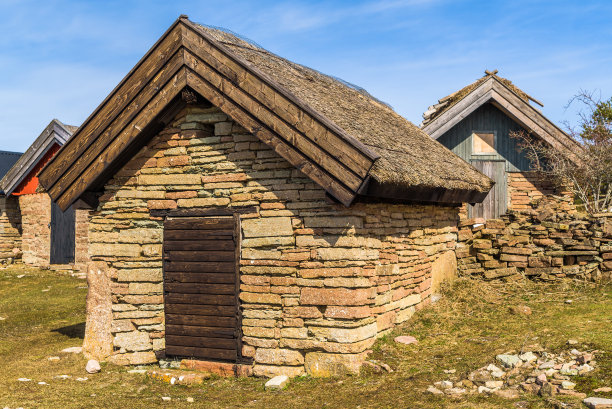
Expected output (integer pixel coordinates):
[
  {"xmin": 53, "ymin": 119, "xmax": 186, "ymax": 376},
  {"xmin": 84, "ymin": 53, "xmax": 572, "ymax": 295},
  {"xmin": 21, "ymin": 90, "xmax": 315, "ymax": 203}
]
[{"xmin": 265, "ymin": 375, "xmax": 290, "ymax": 390}]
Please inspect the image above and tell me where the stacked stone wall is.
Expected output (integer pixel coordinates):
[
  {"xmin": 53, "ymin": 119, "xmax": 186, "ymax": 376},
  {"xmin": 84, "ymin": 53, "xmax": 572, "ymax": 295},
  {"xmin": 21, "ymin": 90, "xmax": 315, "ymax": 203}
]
[
  {"xmin": 457, "ymin": 195, "xmax": 612, "ymax": 282},
  {"xmin": 508, "ymin": 171, "xmax": 559, "ymax": 211},
  {"xmin": 74, "ymin": 208, "xmax": 91, "ymax": 273},
  {"xmin": 19, "ymin": 193, "xmax": 51, "ymax": 267},
  {"xmin": 87, "ymin": 104, "xmax": 460, "ymax": 376},
  {"xmin": 0, "ymin": 195, "xmax": 22, "ymax": 263}
]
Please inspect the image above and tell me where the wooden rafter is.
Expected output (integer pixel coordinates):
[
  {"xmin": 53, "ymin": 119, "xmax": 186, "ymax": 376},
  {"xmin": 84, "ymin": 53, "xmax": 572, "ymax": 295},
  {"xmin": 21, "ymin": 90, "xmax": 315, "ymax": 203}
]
[{"xmin": 38, "ymin": 16, "xmax": 378, "ymax": 210}]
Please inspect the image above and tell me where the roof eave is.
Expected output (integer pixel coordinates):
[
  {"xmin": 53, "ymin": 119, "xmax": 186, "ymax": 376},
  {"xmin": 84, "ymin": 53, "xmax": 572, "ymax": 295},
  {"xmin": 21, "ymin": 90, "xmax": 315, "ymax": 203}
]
[{"xmin": 364, "ymin": 180, "xmax": 490, "ymax": 205}]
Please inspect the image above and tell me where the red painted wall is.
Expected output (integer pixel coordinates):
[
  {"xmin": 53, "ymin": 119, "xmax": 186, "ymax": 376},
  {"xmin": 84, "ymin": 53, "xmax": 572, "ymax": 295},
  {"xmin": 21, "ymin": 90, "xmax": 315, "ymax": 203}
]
[{"xmin": 13, "ymin": 143, "xmax": 61, "ymax": 196}]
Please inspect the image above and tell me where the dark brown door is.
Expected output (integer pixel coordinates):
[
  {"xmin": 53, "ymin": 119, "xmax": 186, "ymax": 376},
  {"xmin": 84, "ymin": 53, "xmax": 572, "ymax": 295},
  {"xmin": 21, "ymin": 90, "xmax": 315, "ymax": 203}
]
[
  {"xmin": 163, "ymin": 216, "xmax": 241, "ymax": 362},
  {"xmin": 469, "ymin": 160, "xmax": 507, "ymax": 220},
  {"xmin": 50, "ymin": 202, "xmax": 75, "ymax": 264}
]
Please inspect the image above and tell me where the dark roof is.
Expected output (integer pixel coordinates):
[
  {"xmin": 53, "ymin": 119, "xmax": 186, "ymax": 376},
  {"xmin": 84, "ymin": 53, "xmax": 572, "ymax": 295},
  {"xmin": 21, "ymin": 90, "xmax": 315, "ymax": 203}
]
[
  {"xmin": 39, "ymin": 16, "xmax": 492, "ymax": 210},
  {"xmin": 0, "ymin": 151, "xmax": 22, "ymax": 193},
  {"xmin": 0, "ymin": 119, "xmax": 75, "ymax": 196}
]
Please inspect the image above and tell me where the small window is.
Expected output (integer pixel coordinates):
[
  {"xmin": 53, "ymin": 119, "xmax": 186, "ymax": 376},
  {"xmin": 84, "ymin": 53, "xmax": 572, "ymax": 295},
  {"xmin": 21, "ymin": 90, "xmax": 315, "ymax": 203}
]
[{"xmin": 472, "ymin": 132, "xmax": 495, "ymax": 154}]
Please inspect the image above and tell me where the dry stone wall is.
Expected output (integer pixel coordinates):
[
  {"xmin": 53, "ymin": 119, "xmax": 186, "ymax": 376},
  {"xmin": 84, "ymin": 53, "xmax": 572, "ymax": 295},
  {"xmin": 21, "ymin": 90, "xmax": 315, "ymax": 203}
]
[
  {"xmin": 457, "ymin": 195, "xmax": 612, "ymax": 282},
  {"xmin": 0, "ymin": 195, "xmax": 21, "ymax": 263},
  {"xmin": 87, "ymin": 104, "xmax": 460, "ymax": 376},
  {"xmin": 19, "ymin": 193, "xmax": 51, "ymax": 267}
]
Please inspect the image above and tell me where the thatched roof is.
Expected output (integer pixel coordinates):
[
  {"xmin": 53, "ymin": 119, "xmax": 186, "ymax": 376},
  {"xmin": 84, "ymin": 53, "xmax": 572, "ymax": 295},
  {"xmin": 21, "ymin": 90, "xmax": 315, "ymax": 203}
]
[
  {"xmin": 196, "ymin": 25, "xmax": 493, "ymax": 196},
  {"xmin": 421, "ymin": 70, "xmax": 538, "ymax": 127}
]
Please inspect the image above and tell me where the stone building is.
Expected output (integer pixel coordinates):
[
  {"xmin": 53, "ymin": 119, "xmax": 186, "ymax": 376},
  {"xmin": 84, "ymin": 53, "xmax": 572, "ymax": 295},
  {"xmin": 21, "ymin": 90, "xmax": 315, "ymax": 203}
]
[
  {"xmin": 421, "ymin": 70, "xmax": 581, "ymax": 219},
  {"xmin": 38, "ymin": 17, "xmax": 492, "ymax": 376},
  {"xmin": 0, "ymin": 119, "xmax": 90, "ymax": 272},
  {"xmin": 0, "ymin": 150, "xmax": 22, "ymax": 263}
]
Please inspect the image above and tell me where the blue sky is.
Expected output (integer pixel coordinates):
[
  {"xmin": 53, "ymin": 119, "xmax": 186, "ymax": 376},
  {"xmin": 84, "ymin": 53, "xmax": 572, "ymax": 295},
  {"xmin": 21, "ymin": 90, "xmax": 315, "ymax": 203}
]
[{"xmin": 0, "ymin": 0, "xmax": 610, "ymax": 152}]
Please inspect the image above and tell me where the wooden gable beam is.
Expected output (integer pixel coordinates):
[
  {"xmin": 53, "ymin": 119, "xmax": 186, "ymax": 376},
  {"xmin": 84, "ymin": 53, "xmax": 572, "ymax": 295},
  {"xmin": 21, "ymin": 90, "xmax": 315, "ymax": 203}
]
[{"xmin": 39, "ymin": 16, "xmax": 379, "ymax": 211}]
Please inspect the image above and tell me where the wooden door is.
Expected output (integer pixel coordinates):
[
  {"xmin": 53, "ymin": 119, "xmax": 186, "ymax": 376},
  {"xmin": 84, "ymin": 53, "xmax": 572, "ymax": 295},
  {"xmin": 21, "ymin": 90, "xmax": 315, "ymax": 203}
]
[
  {"xmin": 163, "ymin": 216, "xmax": 241, "ymax": 362},
  {"xmin": 50, "ymin": 202, "xmax": 75, "ymax": 264},
  {"xmin": 469, "ymin": 160, "xmax": 507, "ymax": 219}
]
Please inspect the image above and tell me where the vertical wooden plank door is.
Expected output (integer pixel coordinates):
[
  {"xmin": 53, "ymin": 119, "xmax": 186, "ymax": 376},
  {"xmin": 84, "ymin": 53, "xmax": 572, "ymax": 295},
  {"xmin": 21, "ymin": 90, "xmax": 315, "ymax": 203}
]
[
  {"xmin": 50, "ymin": 202, "xmax": 76, "ymax": 264},
  {"xmin": 163, "ymin": 216, "xmax": 241, "ymax": 362},
  {"xmin": 470, "ymin": 160, "xmax": 507, "ymax": 219}
]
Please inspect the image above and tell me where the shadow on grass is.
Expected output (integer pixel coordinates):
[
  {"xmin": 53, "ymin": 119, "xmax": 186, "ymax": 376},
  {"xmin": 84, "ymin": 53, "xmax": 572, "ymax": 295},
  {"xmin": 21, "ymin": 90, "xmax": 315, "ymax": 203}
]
[{"xmin": 52, "ymin": 322, "xmax": 85, "ymax": 339}]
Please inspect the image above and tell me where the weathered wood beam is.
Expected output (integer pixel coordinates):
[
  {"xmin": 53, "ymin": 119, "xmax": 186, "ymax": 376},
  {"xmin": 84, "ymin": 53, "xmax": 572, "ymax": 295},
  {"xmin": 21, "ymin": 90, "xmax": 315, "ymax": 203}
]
[{"xmin": 55, "ymin": 68, "xmax": 188, "ymax": 210}]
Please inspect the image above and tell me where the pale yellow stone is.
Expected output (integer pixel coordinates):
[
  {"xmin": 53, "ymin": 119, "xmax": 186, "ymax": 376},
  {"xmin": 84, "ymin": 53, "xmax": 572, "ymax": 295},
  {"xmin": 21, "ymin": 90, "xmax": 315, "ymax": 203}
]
[
  {"xmin": 138, "ymin": 174, "xmax": 201, "ymax": 185},
  {"xmin": 242, "ymin": 217, "xmax": 293, "ymax": 238},
  {"xmin": 176, "ymin": 197, "xmax": 230, "ymax": 207},
  {"xmin": 304, "ymin": 352, "xmax": 364, "ymax": 377},
  {"xmin": 254, "ymin": 348, "xmax": 304, "ymax": 366}
]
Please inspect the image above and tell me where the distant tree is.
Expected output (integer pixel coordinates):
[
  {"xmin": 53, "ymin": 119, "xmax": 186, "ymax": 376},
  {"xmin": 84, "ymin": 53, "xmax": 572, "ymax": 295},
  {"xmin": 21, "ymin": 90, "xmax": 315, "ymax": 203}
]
[{"xmin": 510, "ymin": 91, "xmax": 612, "ymax": 214}]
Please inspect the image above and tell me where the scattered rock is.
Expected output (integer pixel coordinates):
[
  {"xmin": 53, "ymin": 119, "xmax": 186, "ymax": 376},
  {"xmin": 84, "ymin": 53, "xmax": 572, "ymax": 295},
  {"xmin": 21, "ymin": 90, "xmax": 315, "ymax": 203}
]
[
  {"xmin": 539, "ymin": 382, "xmax": 557, "ymax": 397},
  {"xmin": 478, "ymin": 386, "xmax": 492, "ymax": 394},
  {"xmin": 560, "ymin": 381, "xmax": 575, "ymax": 390},
  {"xmin": 434, "ymin": 380, "xmax": 453, "ymax": 389},
  {"xmin": 427, "ymin": 386, "xmax": 444, "ymax": 395},
  {"xmin": 55, "ymin": 375, "xmax": 71, "ymax": 380},
  {"xmin": 536, "ymin": 373, "xmax": 547, "ymax": 385},
  {"xmin": 86, "ymin": 359, "xmax": 101, "ymax": 374},
  {"xmin": 509, "ymin": 305, "xmax": 532, "ymax": 316},
  {"xmin": 519, "ymin": 352, "xmax": 537, "ymax": 362},
  {"xmin": 497, "ymin": 354, "xmax": 521, "ymax": 369},
  {"xmin": 567, "ymin": 339, "xmax": 578, "ymax": 345},
  {"xmin": 128, "ymin": 369, "xmax": 147, "ymax": 374},
  {"xmin": 539, "ymin": 360, "xmax": 555, "ymax": 369},
  {"xmin": 494, "ymin": 389, "xmax": 520, "ymax": 399},
  {"xmin": 521, "ymin": 383, "xmax": 541, "ymax": 394},
  {"xmin": 17, "ymin": 378, "xmax": 31, "ymax": 382},
  {"xmin": 583, "ymin": 397, "xmax": 612, "ymax": 409},
  {"xmin": 61, "ymin": 346, "xmax": 83, "ymax": 354},
  {"xmin": 485, "ymin": 380, "xmax": 504, "ymax": 389},
  {"xmin": 565, "ymin": 299, "xmax": 573, "ymax": 304},
  {"xmin": 38, "ymin": 382, "xmax": 47, "ymax": 385},
  {"xmin": 444, "ymin": 369, "xmax": 456, "ymax": 374},
  {"xmin": 593, "ymin": 387, "xmax": 612, "ymax": 393},
  {"xmin": 48, "ymin": 356, "xmax": 60, "ymax": 361},
  {"xmin": 0, "ymin": 316, "xmax": 6, "ymax": 320},
  {"xmin": 394, "ymin": 335, "xmax": 418, "ymax": 345},
  {"xmin": 161, "ymin": 396, "xmax": 171, "ymax": 402},
  {"xmin": 445, "ymin": 387, "xmax": 466, "ymax": 396},
  {"xmin": 265, "ymin": 375, "xmax": 289, "ymax": 390},
  {"xmin": 16, "ymin": 274, "xmax": 25, "ymax": 278},
  {"xmin": 76, "ymin": 377, "xmax": 88, "ymax": 382},
  {"xmin": 578, "ymin": 353, "xmax": 594, "ymax": 364},
  {"xmin": 186, "ymin": 397, "xmax": 194, "ymax": 403}
]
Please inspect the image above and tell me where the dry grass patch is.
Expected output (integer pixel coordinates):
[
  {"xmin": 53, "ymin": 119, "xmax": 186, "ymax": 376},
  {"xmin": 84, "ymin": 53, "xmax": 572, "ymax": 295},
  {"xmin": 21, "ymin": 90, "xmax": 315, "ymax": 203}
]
[{"xmin": 0, "ymin": 265, "xmax": 609, "ymax": 408}]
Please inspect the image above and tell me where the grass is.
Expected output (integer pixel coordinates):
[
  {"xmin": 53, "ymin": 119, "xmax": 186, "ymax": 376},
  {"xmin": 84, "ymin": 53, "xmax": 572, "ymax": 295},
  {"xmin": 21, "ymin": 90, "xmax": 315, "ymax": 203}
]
[{"xmin": 0, "ymin": 264, "xmax": 610, "ymax": 408}]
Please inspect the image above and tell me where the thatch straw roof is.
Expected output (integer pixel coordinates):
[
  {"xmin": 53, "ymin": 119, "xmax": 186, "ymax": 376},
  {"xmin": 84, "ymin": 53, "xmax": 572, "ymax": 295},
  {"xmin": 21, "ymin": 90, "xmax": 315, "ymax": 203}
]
[
  {"xmin": 421, "ymin": 70, "xmax": 536, "ymax": 127},
  {"xmin": 196, "ymin": 25, "xmax": 493, "ymax": 195}
]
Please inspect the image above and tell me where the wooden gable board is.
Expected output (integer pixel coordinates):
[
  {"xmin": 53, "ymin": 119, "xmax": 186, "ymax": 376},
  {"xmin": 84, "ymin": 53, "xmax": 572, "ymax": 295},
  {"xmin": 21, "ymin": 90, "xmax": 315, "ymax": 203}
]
[
  {"xmin": 38, "ymin": 17, "xmax": 378, "ymax": 211},
  {"xmin": 0, "ymin": 119, "xmax": 73, "ymax": 196},
  {"xmin": 422, "ymin": 76, "xmax": 582, "ymax": 161}
]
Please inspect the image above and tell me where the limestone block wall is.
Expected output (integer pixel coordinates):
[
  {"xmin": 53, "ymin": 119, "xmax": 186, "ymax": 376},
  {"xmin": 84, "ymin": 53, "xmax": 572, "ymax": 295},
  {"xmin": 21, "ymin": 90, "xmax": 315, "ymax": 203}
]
[
  {"xmin": 508, "ymin": 171, "xmax": 564, "ymax": 211},
  {"xmin": 74, "ymin": 208, "xmax": 91, "ymax": 273},
  {"xmin": 456, "ymin": 195, "xmax": 611, "ymax": 282},
  {"xmin": 19, "ymin": 193, "xmax": 52, "ymax": 267},
  {"xmin": 87, "ymin": 104, "xmax": 460, "ymax": 376},
  {"xmin": 0, "ymin": 195, "xmax": 22, "ymax": 263}
]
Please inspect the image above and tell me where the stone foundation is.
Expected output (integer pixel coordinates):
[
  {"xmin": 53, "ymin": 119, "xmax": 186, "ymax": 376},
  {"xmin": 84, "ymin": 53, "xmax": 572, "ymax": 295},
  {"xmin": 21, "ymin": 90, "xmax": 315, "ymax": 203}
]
[
  {"xmin": 0, "ymin": 195, "xmax": 22, "ymax": 263},
  {"xmin": 87, "ymin": 104, "xmax": 460, "ymax": 376}
]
